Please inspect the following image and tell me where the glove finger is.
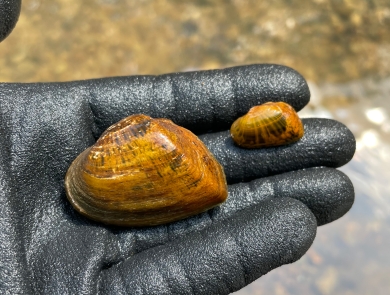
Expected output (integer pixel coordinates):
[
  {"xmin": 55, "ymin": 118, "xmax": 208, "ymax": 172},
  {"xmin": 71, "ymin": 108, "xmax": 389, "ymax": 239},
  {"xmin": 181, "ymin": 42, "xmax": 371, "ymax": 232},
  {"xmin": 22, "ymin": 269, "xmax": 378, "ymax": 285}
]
[
  {"xmin": 200, "ymin": 118, "xmax": 356, "ymax": 183},
  {"xmin": 164, "ymin": 167, "xmax": 352, "ymax": 243},
  {"xmin": 0, "ymin": 0, "xmax": 21, "ymax": 42},
  {"xmin": 83, "ymin": 64, "xmax": 310, "ymax": 135},
  {"xmin": 217, "ymin": 167, "xmax": 354, "ymax": 227},
  {"xmin": 98, "ymin": 198, "xmax": 316, "ymax": 295},
  {"xmin": 111, "ymin": 167, "xmax": 351, "ymax": 257},
  {"xmin": 0, "ymin": 64, "xmax": 309, "ymax": 139}
]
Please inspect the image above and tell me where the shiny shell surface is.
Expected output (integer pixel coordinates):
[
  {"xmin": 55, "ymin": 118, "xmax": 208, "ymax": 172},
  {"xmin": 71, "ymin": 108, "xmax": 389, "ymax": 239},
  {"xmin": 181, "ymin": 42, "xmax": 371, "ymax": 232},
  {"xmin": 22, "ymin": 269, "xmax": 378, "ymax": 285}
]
[
  {"xmin": 65, "ymin": 114, "xmax": 228, "ymax": 227},
  {"xmin": 230, "ymin": 102, "xmax": 304, "ymax": 148}
]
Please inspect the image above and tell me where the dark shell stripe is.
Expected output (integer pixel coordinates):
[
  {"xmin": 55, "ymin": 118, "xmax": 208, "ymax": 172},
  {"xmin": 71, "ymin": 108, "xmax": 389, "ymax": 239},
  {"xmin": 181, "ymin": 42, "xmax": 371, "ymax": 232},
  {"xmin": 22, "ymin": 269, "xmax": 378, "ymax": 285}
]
[
  {"xmin": 238, "ymin": 110, "xmax": 287, "ymax": 139},
  {"xmin": 253, "ymin": 106, "xmax": 283, "ymax": 127}
]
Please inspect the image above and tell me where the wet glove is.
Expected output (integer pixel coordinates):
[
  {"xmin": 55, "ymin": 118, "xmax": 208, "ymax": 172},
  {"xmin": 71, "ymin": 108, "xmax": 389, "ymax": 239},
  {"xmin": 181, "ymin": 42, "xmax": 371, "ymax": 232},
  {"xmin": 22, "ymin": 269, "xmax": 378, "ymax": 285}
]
[{"xmin": 0, "ymin": 64, "xmax": 355, "ymax": 295}]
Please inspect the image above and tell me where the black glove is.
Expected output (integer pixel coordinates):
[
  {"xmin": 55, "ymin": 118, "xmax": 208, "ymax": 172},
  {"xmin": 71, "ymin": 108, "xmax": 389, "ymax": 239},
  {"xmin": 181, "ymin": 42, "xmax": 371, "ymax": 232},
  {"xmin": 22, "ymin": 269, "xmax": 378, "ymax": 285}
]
[
  {"xmin": 0, "ymin": 4, "xmax": 355, "ymax": 295},
  {"xmin": 0, "ymin": 0, "xmax": 21, "ymax": 42},
  {"xmin": 0, "ymin": 65, "xmax": 355, "ymax": 295}
]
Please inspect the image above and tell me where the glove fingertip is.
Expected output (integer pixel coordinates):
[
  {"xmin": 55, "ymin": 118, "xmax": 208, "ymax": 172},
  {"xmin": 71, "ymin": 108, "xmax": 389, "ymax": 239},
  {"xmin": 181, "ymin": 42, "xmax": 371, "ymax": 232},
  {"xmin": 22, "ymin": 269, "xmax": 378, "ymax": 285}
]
[
  {"xmin": 267, "ymin": 167, "xmax": 354, "ymax": 226},
  {"xmin": 0, "ymin": 0, "xmax": 21, "ymax": 42},
  {"xmin": 223, "ymin": 64, "xmax": 310, "ymax": 117}
]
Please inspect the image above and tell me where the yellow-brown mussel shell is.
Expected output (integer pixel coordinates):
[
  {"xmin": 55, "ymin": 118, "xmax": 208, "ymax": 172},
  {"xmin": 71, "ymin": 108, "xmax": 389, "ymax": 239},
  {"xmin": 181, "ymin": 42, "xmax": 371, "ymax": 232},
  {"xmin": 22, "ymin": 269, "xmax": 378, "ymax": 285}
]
[
  {"xmin": 65, "ymin": 114, "xmax": 228, "ymax": 227},
  {"xmin": 230, "ymin": 102, "xmax": 304, "ymax": 148}
]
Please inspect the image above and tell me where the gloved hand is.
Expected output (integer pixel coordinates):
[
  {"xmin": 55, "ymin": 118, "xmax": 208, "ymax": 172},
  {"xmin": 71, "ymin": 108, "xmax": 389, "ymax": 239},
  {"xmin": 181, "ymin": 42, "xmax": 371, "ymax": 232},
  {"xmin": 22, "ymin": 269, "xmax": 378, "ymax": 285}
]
[
  {"xmin": 0, "ymin": 3, "xmax": 355, "ymax": 295},
  {"xmin": 0, "ymin": 64, "xmax": 355, "ymax": 295}
]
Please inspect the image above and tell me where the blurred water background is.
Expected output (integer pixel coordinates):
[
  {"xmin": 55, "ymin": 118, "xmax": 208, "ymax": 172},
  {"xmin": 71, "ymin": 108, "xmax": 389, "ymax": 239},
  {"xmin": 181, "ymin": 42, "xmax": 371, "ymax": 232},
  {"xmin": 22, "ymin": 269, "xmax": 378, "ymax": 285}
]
[{"xmin": 1, "ymin": 1, "xmax": 389, "ymax": 294}]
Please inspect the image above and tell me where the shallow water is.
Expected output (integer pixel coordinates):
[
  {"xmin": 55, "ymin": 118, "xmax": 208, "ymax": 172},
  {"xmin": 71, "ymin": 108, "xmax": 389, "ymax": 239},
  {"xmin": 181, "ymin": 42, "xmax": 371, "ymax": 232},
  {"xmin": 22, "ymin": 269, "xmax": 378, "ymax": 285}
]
[{"xmin": 1, "ymin": 1, "xmax": 389, "ymax": 294}]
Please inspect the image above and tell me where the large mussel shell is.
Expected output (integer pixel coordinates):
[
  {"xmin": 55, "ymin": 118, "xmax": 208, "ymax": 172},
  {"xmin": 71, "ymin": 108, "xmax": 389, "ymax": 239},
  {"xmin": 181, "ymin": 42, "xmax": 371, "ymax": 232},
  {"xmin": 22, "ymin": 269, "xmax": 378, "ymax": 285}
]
[{"xmin": 65, "ymin": 114, "xmax": 228, "ymax": 227}]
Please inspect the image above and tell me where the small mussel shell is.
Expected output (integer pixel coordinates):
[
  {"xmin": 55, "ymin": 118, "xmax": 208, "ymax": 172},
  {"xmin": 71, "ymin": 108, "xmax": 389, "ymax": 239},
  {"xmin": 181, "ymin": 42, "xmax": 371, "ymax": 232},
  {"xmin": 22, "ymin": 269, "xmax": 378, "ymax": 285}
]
[
  {"xmin": 230, "ymin": 102, "xmax": 304, "ymax": 148},
  {"xmin": 65, "ymin": 114, "xmax": 228, "ymax": 227}
]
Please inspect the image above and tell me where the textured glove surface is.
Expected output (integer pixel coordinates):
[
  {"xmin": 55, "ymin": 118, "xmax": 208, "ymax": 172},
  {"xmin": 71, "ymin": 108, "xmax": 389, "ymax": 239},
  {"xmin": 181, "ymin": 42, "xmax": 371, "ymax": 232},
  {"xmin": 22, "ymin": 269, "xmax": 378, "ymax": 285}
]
[
  {"xmin": 0, "ymin": 0, "xmax": 21, "ymax": 42},
  {"xmin": 0, "ymin": 64, "xmax": 355, "ymax": 295}
]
